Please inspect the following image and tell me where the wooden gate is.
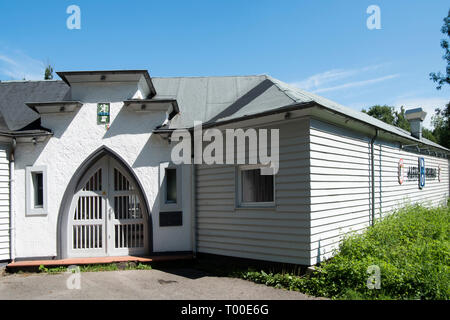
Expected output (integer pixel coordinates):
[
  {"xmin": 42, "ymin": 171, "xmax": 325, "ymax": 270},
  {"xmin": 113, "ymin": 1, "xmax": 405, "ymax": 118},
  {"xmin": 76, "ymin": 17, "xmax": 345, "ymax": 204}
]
[{"xmin": 68, "ymin": 156, "xmax": 148, "ymax": 257}]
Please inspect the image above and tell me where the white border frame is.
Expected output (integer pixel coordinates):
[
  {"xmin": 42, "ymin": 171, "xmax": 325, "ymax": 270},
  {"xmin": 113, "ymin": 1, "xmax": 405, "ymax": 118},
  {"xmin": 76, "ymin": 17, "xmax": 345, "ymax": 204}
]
[
  {"xmin": 236, "ymin": 164, "xmax": 276, "ymax": 208},
  {"xmin": 25, "ymin": 165, "xmax": 48, "ymax": 216}
]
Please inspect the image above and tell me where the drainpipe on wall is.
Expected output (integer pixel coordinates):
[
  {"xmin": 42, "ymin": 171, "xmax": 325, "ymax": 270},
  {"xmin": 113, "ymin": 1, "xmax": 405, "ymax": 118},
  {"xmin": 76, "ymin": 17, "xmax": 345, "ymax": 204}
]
[
  {"xmin": 9, "ymin": 138, "xmax": 16, "ymax": 261},
  {"xmin": 191, "ymin": 163, "xmax": 197, "ymax": 258},
  {"xmin": 370, "ymin": 129, "xmax": 378, "ymax": 226}
]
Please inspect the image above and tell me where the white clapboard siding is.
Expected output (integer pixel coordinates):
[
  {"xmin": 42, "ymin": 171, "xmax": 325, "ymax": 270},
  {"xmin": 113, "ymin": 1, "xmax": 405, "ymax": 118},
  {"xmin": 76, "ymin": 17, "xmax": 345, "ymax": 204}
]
[
  {"xmin": 196, "ymin": 119, "xmax": 312, "ymax": 265},
  {"xmin": 309, "ymin": 119, "xmax": 449, "ymax": 265},
  {"xmin": 0, "ymin": 147, "xmax": 9, "ymax": 261},
  {"xmin": 373, "ymin": 143, "xmax": 449, "ymax": 216}
]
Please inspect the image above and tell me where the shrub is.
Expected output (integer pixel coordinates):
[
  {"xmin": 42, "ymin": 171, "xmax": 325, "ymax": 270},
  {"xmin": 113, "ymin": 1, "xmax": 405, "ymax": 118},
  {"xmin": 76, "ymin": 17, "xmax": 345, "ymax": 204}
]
[{"xmin": 239, "ymin": 204, "xmax": 450, "ymax": 300}]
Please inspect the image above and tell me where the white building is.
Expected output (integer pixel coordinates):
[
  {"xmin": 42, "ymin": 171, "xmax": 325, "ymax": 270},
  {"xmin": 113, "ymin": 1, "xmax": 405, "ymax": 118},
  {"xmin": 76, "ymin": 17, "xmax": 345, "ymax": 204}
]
[{"xmin": 0, "ymin": 70, "xmax": 448, "ymax": 266}]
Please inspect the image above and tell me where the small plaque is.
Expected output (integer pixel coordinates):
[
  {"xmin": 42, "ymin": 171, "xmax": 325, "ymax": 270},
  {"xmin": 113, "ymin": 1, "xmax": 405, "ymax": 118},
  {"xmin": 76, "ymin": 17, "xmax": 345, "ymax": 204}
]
[{"xmin": 97, "ymin": 103, "xmax": 110, "ymax": 124}]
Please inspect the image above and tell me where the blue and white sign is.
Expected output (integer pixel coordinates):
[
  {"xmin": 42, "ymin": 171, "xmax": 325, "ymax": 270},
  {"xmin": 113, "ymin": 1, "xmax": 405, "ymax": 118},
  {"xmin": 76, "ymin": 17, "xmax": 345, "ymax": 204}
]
[{"xmin": 418, "ymin": 157, "xmax": 425, "ymax": 189}]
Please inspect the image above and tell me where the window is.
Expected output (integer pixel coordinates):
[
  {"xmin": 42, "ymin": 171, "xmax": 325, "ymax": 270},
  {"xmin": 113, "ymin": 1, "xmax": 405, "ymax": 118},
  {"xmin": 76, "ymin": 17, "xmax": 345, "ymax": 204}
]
[
  {"xmin": 32, "ymin": 172, "xmax": 44, "ymax": 208},
  {"xmin": 159, "ymin": 162, "xmax": 182, "ymax": 213},
  {"xmin": 165, "ymin": 168, "xmax": 177, "ymax": 203},
  {"xmin": 238, "ymin": 166, "xmax": 275, "ymax": 207},
  {"xmin": 26, "ymin": 166, "xmax": 47, "ymax": 215}
]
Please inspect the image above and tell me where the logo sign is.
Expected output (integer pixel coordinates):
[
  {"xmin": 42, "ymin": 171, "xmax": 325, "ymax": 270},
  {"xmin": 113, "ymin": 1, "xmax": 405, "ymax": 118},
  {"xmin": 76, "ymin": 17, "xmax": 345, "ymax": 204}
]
[
  {"xmin": 398, "ymin": 158, "xmax": 404, "ymax": 185},
  {"xmin": 97, "ymin": 103, "xmax": 110, "ymax": 125},
  {"xmin": 418, "ymin": 157, "xmax": 425, "ymax": 189}
]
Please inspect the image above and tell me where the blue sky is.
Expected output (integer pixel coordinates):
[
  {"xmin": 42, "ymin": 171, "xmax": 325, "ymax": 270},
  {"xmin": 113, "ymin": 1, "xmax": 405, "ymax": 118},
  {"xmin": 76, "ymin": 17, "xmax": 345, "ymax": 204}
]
[{"xmin": 0, "ymin": 0, "xmax": 449, "ymax": 128}]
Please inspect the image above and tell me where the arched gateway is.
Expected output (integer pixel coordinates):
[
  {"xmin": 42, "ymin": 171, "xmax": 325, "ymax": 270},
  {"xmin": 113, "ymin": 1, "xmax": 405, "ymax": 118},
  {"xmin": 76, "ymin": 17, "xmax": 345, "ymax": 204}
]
[{"xmin": 58, "ymin": 147, "xmax": 151, "ymax": 258}]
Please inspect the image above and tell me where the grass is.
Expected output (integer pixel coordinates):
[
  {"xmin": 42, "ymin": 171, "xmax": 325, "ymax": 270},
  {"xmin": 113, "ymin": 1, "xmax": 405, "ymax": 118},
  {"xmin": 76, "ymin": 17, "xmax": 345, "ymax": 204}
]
[
  {"xmin": 236, "ymin": 204, "xmax": 450, "ymax": 300},
  {"xmin": 38, "ymin": 262, "xmax": 152, "ymax": 274}
]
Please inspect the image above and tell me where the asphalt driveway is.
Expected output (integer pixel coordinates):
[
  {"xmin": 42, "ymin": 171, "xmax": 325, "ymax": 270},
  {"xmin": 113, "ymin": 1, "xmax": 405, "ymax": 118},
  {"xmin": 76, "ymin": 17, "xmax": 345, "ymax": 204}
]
[{"xmin": 0, "ymin": 268, "xmax": 319, "ymax": 300}]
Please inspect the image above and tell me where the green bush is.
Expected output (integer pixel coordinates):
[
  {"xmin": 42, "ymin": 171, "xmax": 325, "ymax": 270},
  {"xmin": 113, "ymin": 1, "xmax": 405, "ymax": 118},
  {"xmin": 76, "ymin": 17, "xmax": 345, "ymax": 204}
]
[{"xmin": 239, "ymin": 204, "xmax": 450, "ymax": 300}]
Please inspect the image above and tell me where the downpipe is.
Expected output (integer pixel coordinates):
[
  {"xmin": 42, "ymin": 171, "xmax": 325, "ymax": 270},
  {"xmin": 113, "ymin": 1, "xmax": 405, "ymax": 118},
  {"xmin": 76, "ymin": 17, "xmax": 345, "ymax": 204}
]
[
  {"xmin": 370, "ymin": 129, "xmax": 378, "ymax": 226},
  {"xmin": 9, "ymin": 138, "xmax": 16, "ymax": 261}
]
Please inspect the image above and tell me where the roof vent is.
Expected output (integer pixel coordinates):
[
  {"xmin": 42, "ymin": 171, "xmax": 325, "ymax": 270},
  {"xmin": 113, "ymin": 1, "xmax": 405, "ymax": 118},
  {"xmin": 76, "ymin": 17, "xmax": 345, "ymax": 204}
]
[{"xmin": 405, "ymin": 107, "xmax": 427, "ymax": 140}]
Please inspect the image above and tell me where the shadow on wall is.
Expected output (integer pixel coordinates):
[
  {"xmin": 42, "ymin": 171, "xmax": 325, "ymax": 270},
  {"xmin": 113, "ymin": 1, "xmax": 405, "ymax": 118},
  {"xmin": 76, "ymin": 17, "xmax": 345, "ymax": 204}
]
[
  {"xmin": 133, "ymin": 134, "xmax": 171, "ymax": 169},
  {"xmin": 103, "ymin": 105, "xmax": 167, "ymax": 139},
  {"xmin": 14, "ymin": 138, "xmax": 51, "ymax": 170},
  {"xmin": 41, "ymin": 107, "xmax": 82, "ymax": 140}
]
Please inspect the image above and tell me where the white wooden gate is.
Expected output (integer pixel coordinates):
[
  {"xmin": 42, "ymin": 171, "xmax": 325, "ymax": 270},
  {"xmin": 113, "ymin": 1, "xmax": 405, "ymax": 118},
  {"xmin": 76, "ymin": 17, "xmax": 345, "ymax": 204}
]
[{"xmin": 68, "ymin": 156, "xmax": 148, "ymax": 257}]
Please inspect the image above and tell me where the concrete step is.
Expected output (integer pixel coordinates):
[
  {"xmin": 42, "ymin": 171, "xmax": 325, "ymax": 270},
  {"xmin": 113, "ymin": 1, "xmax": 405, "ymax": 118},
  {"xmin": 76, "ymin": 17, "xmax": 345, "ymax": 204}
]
[{"xmin": 6, "ymin": 254, "xmax": 194, "ymax": 269}]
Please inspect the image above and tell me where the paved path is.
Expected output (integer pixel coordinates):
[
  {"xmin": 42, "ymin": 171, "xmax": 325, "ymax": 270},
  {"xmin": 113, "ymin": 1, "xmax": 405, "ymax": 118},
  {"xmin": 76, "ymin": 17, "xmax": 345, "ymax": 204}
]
[{"xmin": 0, "ymin": 268, "xmax": 319, "ymax": 300}]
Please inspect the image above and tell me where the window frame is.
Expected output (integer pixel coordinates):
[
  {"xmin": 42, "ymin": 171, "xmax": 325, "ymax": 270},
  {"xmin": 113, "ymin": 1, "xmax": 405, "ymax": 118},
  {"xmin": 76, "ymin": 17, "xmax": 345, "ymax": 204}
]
[
  {"xmin": 236, "ymin": 164, "xmax": 276, "ymax": 208},
  {"xmin": 159, "ymin": 162, "xmax": 182, "ymax": 212},
  {"xmin": 26, "ymin": 165, "xmax": 48, "ymax": 216}
]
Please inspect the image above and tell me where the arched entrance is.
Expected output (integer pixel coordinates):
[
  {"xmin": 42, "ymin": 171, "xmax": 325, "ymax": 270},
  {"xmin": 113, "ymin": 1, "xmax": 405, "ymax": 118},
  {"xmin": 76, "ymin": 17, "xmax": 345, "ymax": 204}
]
[{"xmin": 58, "ymin": 147, "xmax": 151, "ymax": 258}]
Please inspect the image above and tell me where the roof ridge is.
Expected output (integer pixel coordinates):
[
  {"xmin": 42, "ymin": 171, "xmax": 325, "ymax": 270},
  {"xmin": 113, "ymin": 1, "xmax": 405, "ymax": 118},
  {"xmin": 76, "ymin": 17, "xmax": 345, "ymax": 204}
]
[
  {"xmin": 151, "ymin": 74, "xmax": 267, "ymax": 79},
  {"xmin": 0, "ymin": 80, "xmax": 64, "ymax": 83}
]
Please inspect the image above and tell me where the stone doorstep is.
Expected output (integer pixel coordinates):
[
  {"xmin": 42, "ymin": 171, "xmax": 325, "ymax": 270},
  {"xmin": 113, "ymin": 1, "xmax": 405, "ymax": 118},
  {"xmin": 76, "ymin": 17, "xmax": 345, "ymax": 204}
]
[{"xmin": 6, "ymin": 254, "xmax": 194, "ymax": 269}]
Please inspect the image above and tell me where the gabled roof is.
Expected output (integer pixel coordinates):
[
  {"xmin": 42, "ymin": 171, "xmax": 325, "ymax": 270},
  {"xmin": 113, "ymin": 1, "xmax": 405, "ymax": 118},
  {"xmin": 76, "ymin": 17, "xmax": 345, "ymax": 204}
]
[
  {"xmin": 0, "ymin": 73, "xmax": 447, "ymax": 151},
  {"xmin": 156, "ymin": 75, "xmax": 448, "ymax": 152},
  {"xmin": 0, "ymin": 80, "xmax": 70, "ymax": 131}
]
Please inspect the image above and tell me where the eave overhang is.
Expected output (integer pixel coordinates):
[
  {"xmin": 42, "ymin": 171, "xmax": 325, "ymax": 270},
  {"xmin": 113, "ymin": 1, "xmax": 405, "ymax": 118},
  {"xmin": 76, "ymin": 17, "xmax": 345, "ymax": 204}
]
[
  {"xmin": 56, "ymin": 70, "xmax": 157, "ymax": 98},
  {"xmin": 124, "ymin": 99, "xmax": 179, "ymax": 119},
  {"xmin": 25, "ymin": 101, "xmax": 82, "ymax": 114}
]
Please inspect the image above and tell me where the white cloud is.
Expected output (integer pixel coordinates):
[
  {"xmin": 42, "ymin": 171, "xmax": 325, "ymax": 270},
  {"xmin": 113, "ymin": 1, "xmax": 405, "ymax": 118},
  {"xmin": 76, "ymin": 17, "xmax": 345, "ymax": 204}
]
[
  {"xmin": 0, "ymin": 49, "xmax": 45, "ymax": 80},
  {"xmin": 314, "ymin": 74, "xmax": 400, "ymax": 93},
  {"xmin": 394, "ymin": 97, "xmax": 449, "ymax": 129},
  {"xmin": 290, "ymin": 64, "xmax": 386, "ymax": 91}
]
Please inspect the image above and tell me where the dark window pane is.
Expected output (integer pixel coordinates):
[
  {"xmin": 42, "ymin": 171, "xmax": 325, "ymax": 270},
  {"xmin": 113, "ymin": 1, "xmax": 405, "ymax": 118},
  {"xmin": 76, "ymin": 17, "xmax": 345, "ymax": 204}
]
[
  {"xmin": 241, "ymin": 169, "xmax": 274, "ymax": 203},
  {"xmin": 32, "ymin": 172, "xmax": 44, "ymax": 208},
  {"xmin": 166, "ymin": 168, "xmax": 177, "ymax": 203}
]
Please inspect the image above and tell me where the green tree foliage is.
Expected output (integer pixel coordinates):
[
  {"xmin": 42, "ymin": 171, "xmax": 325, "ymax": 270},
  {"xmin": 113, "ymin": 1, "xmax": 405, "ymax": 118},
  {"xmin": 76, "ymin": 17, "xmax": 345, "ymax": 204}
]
[
  {"xmin": 429, "ymin": 9, "xmax": 450, "ymax": 90},
  {"xmin": 44, "ymin": 64, "xmax": 53, "ymax": 80},
  {"xmin": 362, "ymin": 105, "xmax": 412, "ymax": 132},
  {"xmin": 431, "ymin": 102, "xmax": 450, "ymax": 148},
  {"xmin": 362, "ymin": 105, "xmax": 396, "ymax": 126}
]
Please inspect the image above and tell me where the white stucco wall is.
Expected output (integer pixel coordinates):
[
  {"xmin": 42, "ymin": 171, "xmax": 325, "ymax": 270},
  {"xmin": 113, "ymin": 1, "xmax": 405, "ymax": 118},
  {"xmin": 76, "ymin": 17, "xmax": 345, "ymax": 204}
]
[{"xmin": 13, "ymin": 82, "xmax": 192, "ymax": 259}]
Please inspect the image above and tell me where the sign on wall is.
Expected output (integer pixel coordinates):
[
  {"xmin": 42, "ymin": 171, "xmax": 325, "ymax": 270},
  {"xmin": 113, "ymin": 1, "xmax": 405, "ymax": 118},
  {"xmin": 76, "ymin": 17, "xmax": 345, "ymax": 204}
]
[
  {"xmin": 399, "ymin": 157, "xmax": 440, "ymax": 188},
  {"xmin": 398, "ymin": 158, "xmax": 404, "ymax": 185},
  {"xmin": 418, "ymin": 157, "xmax": 425, "ymax": 189},
  {"xmin": 97, "ymin": 103, "xmax": 110, "ymax": 125}
]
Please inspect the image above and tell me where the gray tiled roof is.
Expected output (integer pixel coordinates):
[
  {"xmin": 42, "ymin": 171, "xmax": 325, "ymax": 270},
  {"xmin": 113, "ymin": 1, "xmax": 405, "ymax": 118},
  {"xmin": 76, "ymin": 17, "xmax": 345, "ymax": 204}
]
[
  {"xmin": 0, "ymin": 80, "xmax": 70, "ymax": 131},
  {"xmin": 0, "ymin": 75, "xmax": 447, "ymax": 151}
]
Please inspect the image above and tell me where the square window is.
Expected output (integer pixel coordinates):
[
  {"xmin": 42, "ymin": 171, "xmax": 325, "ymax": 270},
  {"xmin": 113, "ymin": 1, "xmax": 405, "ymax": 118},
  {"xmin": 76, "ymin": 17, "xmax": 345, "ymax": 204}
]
[{"xmin": 238, "ymin": 166, "xmax": 275, "ymax": 207}]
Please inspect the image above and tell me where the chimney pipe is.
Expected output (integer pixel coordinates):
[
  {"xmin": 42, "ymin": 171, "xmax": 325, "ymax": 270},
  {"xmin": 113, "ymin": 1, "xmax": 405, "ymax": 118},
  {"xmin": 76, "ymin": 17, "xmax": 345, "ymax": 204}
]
[{"xmin": 405, "ymin": 108, "xmax": 427, "ymax": 140}]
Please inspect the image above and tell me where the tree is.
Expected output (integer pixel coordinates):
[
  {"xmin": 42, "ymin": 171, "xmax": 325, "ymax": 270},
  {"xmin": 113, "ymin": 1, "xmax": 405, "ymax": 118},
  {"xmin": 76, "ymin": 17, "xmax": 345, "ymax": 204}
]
[
  {"xmin": 362, "ymin": 105, "xmax": 440, "ymax": 142},
  {"xmin": 362, "ymin": 105, "xmax": 396, "ymax": 126},
  {"xmin": 431, "ymin": 102, "xmax": 450, "ymax": 148},
  {"xmin": 394, "ymin": 106, "xmax": 411, "ymax": 132},
  {"xmin": 362, "ymin": 105, "xmax": 411, "ymax": 132},
  {"xmin": 44, "ymin": 64, "xmax": 53, "ymax": 80},
  {"xmin": 429, "ymin": 9, "xmax": 450, "ymax": 90}
]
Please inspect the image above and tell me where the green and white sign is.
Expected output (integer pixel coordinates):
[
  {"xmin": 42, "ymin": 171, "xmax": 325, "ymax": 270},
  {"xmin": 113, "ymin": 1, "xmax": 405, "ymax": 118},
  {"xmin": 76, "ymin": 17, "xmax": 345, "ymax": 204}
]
[{"xmin": 97, "ymin": 103, "xmax": 110, "ymax": 124}]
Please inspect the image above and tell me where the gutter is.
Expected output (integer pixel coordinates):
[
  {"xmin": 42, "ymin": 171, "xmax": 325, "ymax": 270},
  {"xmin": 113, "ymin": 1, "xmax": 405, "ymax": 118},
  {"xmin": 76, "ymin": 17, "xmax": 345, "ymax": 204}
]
[
  {"xmin": 9, "ymin": 138, "xmax": 16, "ymax": 261},
  {"xmin": 370, "ymin": 129, "xmax": 378, "ymax": 226}
]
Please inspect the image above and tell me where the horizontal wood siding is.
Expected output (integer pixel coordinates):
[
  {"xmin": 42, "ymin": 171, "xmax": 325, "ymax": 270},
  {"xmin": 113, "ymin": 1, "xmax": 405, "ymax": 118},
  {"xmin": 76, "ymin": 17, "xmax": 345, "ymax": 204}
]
[
  {"xmin": 373, "ymin": 143, "xmax": 449, "ymax": 216},
  {"xmin": 0, "ymin": 148, "xmax": 9, "ymax": 261},
  {"xmin": 196, "ymin": 119, "xmax": 311, "ymax": 265},
  {"xmin": 309, "ymin": 119, "xmax": 449, "ymax": 265}
]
